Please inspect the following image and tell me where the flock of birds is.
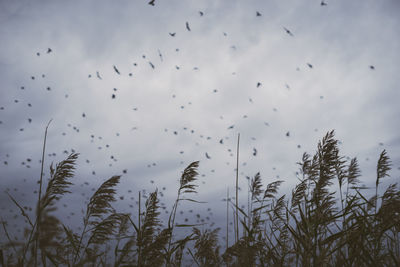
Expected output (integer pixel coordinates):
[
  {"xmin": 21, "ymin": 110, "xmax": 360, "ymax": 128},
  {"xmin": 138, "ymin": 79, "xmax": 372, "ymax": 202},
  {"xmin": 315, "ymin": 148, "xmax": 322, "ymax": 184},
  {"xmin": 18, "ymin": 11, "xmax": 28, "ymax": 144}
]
[{"xmin": 0, "ymin": 0, "xmax": 389, "ymax": 236}]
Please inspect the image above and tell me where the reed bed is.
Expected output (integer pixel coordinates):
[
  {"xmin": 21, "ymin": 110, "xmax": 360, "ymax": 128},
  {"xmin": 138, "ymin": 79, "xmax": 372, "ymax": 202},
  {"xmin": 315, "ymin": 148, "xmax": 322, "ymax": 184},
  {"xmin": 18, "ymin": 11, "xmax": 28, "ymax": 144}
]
[{"xmin": 1, "ymin": 130, "xmax": 399, "ymax": 266}]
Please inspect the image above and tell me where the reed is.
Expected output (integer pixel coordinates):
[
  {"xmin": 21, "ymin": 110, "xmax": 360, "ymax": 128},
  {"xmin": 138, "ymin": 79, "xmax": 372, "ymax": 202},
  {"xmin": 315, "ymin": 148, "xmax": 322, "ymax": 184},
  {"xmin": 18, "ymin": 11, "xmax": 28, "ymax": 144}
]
[{"xmin": 1, "ymin": 130, "xmax": 399, "ymax": 266}]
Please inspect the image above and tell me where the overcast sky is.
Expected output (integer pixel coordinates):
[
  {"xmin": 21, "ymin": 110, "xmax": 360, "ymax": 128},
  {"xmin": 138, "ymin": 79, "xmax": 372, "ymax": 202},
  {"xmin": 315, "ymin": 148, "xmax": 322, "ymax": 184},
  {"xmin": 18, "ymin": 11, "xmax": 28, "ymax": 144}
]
[{"xmin": 1, "ymin": 0, "xmax": 400, "ymax": 238}]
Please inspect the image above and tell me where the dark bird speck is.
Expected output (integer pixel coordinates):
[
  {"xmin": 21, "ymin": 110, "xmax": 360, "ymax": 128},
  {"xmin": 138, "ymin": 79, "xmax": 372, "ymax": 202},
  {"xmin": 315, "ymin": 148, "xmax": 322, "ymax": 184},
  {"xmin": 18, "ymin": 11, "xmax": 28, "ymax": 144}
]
[
  {"xmin": 283, "ymin": 27, "xmax": 294, "ymax": 36},
  {"xmin": 113, "ymin": 65, "xmax": 120, "ymax": 75}
]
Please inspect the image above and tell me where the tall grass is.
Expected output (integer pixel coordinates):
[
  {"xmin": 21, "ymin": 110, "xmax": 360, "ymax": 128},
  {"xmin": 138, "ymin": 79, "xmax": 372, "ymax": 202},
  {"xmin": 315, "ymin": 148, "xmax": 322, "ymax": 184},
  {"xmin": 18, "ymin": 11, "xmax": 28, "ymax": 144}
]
[{"xmin": 1, "ymin": 130, "xmax": 399, "ymax": 266}]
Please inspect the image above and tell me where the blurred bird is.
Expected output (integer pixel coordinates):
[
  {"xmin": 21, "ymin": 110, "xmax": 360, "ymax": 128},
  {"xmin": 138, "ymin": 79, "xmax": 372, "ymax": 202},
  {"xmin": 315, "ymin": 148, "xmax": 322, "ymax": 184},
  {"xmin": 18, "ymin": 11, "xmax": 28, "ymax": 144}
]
[
  {"xmin": 47, "ymin": 48, "xmax": 52, "ymax": 53},
  {"xmin": 256, "ymin": 11, "xmax": 262, "ymax": 16},
  {"xmin": 321, "ymin": 1, "xmax": 327, "ymax": 6},
  {"xmin": 370, "ymin": 65, "xmax": 375, "ymax": 70},
  {"xmin": 186, "ymin": 22, "xmax": 191, "ymax": 31},
  {"xmin": 199, "ymin": 11, "xmax": 204, "ymax": 16},
  {"xmin": 96, "ymin": 71, "xmax": 102, "ymax": 80},
  {"xmin": 158, "ymin": 49, "xmax": 163, "ymax": 61},
  {"xmin": 113, "ymin": 65, "xmax": 120, "ymax": 75},
  {"xmin": 169, "ymin": 32, "xmax": 176, "ymax": 37},
  {"xmin": 286, "ymin": 131, "xmax": 290, "ymax": 137},
  {"xmin": 307, "ymin": 63, "xmax": 313, "ymax": 68},
  {"xmin": 205, "ymin": 152, "xmax": 211, "ymax": 159},
  {"xmin": 257, "ymin": 82, "xmax": 262, "ymax": 88},
  {"xmin": 148, "ymin": 0, "xmax": 155, "ymax": 6},
  {"xmin": 253, "ymin": 148, "xmax": 257, "ymax": 156},
  {"xmin": 283, "ymin": 27, "xmax": 294, "ymax": 36}
]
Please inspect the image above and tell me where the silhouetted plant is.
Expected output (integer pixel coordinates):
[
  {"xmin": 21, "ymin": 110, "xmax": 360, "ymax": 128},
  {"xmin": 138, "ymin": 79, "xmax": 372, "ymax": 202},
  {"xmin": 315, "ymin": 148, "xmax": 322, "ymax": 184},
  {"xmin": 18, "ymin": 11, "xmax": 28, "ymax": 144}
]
[{"xmin": 1, "ymin": 130, "xmax": 399, "ymax": 266}]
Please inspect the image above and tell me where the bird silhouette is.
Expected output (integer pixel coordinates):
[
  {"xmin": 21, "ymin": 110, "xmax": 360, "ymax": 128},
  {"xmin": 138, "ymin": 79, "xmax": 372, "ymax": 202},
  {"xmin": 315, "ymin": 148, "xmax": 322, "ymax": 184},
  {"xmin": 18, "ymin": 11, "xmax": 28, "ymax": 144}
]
[
  {"xmin": 113, "ymin": 65, "xmax": 120, "ymax": 75},
  {"xmin": 321, "ymin": 1, "xmax": 327, "ymax": 6},
  {"xmin": 256, "ymin": 11, "xmax": 262, "ymax": 16},
  {"xmin": 158, "ymin": 49, "xmax": 163, "ymax": 61},
  {"xmin": 370, "ymin": 65, "xmax": 375, "ymax": 70},
  {"xmin": 169, "ymin": 32, "xmax": 176, "ymax": 37},
  {"xmin": 257, "ymin": 82, "xmax": 262, "ymax": 88},
  {"xmin": 199, "ymin": 11, "xmax": 204, "ymax": 16},
  {"xmin": 307, "ymin": 63, "xmax": 313, "ymax": 68},
  {"xmin": 283, "ymin": 27, "xmax": 294, "ymax": 36},
  {"xmin": 47, "ymin": 48, "xmax": 52, "ymax": 53},
  {"xmin": 205, "ymin": 152, "xmax": 211, "ymax": 159},
  {"xmin": 96, "ymin": 71, "xmax": 102, "ymax": 80},
  {"xmin": 149, "ymin": 62, "xmax": 155, "ymax": 69},
  {"xmin": 186, "ymin": 22, "xmax": 191, "ymax": 31},
  {"xmin": 148, "ymin": 0, "xmax": 155, "ymax": 6}
]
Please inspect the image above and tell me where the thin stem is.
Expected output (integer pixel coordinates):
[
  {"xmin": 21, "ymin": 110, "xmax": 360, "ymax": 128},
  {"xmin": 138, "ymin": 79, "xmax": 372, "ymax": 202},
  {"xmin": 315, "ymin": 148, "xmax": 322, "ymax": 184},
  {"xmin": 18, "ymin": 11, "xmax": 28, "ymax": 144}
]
[
  {"xmin": 35, "ymin": 119, "xmax": 52, "ymax": 267},
  {"xmin": 226, "ymin": 187, "xmax": 229, "ymax": 252},
  {"xmin": 235, "ymin": 134, "xmax": 240, "ymax": 243},
  {"xmin": 138, "ymin": 191, "xmax": 142, "ymax": 266}
]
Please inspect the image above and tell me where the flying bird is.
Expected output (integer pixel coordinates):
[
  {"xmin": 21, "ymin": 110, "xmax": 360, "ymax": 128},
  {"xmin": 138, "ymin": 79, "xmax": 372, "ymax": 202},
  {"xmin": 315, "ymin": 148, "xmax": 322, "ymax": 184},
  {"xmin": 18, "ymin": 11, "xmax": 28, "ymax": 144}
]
[
  {"xmin": 47, "ymin": 48, "xmax": 52, "ymax": 53},
  {"xmin": 148, "ymin": 0, "xmax": 155, "ymax": 6},
  {"xmin": 256, "ymin": 11, "xmax": 262, "ymax": 16},
  {"xmin": 228, "ymin": 125, "xmax": 234, "ymax": 129},
  {"xmin": 169, "ymin": 32, "xmax": 176, "ymax": 37},
  {"xmin": 369, "ymin": 65, "xmax": 375, "ymax": 70},
  {"xmin": 149, "ymin": 62, "xmax": 155, "ymax": 69},
  {"xmin": 158, "ymin": 49, "xmax": 163, "ymax": 61},
  {"xmin": 286, "ymin": 131, "xmax": 290, "ymax": 137},
  {"xmin": 113, "ymin": 65, "xmax": 120, "ymax": 75},
  {"xmin": 321, "ymin": 1, "xmax": 327, "ymax": 6},
  {"xmin": 186, "ymin": 22, "xmax": 191, "ymax": 31},
  {"xmin": 253, "ymin": 148, "xmax": 257, "ymax": 156},
  {"xmin": 205, "ymin": 152, "xmax": 211, "ymax": 159},
  {"xmin": 96, "ymin": 71, "xmax": 102, "ymax": 80},
  {"xmin": 283, "ymin": 27, "xmax": 294, "ymax": 36},
  {"xmin": 257, "ymin": 82, "xmax": 262, "ymax": 88},
  {"xmin": 219, "ymin": 139, "xmax": 224, "ymax": 144},
  {"xmin": 307, "ymin": 63, "xmax": 313, "ymax": 68}
]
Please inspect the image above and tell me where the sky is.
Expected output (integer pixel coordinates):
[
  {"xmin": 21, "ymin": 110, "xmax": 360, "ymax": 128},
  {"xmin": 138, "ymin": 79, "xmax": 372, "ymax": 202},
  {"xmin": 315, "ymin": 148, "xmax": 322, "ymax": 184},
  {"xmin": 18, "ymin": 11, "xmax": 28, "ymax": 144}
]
[{"xmin": 1, "ymin": 0, "xmax": 400, "ymax": 241}]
